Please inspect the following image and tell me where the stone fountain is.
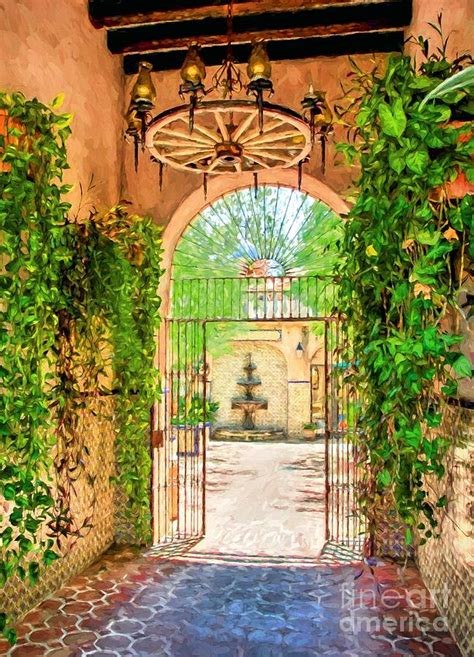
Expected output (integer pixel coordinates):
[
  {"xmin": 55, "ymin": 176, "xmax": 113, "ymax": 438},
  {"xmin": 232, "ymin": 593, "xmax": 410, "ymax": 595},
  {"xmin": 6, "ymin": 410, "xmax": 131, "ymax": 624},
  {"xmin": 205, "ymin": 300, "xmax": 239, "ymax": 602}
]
[
  {"xmin": 231, "ymin": 353, "xmax": 268, "ymax": 429},
  {"xmin": 212, "ymin": 353, "xmax": 286, "ymax": 441}
]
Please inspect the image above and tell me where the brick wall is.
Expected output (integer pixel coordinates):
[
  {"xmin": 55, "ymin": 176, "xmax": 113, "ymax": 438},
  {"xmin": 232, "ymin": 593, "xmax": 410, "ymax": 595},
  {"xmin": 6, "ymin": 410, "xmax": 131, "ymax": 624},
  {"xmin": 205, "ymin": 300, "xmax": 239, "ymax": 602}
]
[
  {"xmin": 1, "ymin": 398, "xmax": 116, "ymax": 622},
  {"xmin": 416, "ymin": 407, "xmax": 474, "ymax": 657}
]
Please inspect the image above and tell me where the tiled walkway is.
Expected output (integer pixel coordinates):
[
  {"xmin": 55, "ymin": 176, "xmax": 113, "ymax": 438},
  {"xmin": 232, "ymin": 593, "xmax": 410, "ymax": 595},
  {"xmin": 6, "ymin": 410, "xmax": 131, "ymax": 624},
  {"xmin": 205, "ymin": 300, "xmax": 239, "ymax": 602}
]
[
  {"xmin": 1, "ymin": 549, "xmax": 462, "ymax": 656},
  {"xmin": 1, "ymin": 442, "xmax": 463, "ymax": 656}
]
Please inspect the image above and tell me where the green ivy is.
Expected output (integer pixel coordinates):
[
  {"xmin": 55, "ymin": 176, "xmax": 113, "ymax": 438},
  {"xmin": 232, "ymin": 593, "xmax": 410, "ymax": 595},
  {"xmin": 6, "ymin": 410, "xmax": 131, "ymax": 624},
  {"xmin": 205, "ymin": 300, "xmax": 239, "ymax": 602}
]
[
  {"xmin": 0, "ymin": 92, "xmax": 162, "ymax": 641},
  {"xmin": 88, "ymin": 205, "xmax": 162, "ymax": 542},
  {"xmin": 0, "ymin": 92, "xmax": 72, "ymax": 644},
  {"xmin": 335, "ymin": 30, "xmax": 473, "ymax": 545}
]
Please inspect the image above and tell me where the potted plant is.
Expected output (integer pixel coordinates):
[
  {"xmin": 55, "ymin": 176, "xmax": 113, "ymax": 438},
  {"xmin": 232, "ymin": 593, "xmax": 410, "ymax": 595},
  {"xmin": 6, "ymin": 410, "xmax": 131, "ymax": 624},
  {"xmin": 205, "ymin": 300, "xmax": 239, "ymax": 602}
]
[
  {"xmin": 302, "ymin": 422, "xmax": 316, "ymax": 440},
  {"xmin": 172, "ymin": 395, "xmax": 219, "ymax": 454}
]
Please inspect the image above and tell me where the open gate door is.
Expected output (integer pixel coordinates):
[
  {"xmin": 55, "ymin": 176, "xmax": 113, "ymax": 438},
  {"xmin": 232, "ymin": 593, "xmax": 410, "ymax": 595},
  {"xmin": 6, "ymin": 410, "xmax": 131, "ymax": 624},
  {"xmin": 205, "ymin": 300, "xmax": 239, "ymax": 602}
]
[
  {"xmin": 153, "ymin": 319, "xmax": 207, "ymax": 545},
  {"xmin": 325, "ymin": 318, "xmax": 365, "ymax": 553}
]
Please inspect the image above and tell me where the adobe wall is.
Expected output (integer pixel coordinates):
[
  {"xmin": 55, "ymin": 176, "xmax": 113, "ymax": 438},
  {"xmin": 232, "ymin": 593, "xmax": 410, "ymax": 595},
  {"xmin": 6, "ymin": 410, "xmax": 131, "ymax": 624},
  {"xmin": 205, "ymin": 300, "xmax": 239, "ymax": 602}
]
[{"xmin": 0, "ymin": 0, "xmax": 124, "ymax": 212}]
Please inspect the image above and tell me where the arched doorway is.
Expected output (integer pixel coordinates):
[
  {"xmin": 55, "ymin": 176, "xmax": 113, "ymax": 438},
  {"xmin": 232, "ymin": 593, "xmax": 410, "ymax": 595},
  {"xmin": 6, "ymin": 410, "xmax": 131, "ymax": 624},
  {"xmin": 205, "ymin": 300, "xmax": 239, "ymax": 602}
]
[{"xmin": 152, "ymin": 183, "xmax": 362, "ymax": 559}]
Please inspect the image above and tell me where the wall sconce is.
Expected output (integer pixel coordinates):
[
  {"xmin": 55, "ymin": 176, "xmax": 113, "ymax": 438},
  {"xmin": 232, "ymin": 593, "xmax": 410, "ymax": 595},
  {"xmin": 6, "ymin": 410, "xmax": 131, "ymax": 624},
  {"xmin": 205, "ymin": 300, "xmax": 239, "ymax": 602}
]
[{"xmin": 296, "ymin": 342, "xmax": 304, "ymax": 359}]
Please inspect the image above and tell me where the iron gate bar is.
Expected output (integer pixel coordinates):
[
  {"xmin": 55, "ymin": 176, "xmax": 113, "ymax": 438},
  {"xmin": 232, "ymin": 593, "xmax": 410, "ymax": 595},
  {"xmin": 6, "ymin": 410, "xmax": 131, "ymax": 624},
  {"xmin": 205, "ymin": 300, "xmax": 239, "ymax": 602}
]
[
  {"xmin": 169, "ymin": 275, "xmax": 334, "ymax": 322},
  {"xmin": 156, "ymin": 276, "xmax": 365, "ymax": 551}
]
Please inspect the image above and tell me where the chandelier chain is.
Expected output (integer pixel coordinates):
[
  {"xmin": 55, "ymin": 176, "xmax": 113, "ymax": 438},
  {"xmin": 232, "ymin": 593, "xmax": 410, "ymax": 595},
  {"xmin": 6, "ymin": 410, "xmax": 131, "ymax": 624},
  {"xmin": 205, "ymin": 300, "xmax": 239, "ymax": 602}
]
[{"xmin": 226, "ymin": 0, "xmax": 234, "ymax": 56}]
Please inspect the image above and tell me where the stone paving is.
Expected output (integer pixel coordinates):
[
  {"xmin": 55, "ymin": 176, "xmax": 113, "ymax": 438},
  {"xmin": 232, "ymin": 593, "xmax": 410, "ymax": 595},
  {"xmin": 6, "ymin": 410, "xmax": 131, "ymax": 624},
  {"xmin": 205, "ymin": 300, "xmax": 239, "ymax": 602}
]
[
  {"xmin": 0, "ymin": 441, "xmax": 464, "ymax": 656},
  {"xmin": 190, "ymin": 441, "xmax": 327, "ymax": 559},
  {"xmin": 0, "ymin": 548, "xmax": 463, "ymax": 657}
]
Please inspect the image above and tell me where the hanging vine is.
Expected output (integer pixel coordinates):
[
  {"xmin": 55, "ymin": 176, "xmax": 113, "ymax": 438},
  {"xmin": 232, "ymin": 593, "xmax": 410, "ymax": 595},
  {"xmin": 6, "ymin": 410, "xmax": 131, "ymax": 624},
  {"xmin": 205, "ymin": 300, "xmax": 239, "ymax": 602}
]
[
  {"xmin": 335, "ymin": 22, "xmax": 473, "ymax": 547},
  {"xmin": 0, "ymin": 92, "xmax": 162, "ymax": 642}
]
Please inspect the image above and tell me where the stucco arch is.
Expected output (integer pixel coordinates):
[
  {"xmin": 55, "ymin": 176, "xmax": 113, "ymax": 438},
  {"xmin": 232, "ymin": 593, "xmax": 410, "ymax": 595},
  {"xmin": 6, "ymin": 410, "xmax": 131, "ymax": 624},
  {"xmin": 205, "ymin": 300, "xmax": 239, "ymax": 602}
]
[{"xmin": 159, "ymin": 170, "xmax": 350, "ymax": 317}]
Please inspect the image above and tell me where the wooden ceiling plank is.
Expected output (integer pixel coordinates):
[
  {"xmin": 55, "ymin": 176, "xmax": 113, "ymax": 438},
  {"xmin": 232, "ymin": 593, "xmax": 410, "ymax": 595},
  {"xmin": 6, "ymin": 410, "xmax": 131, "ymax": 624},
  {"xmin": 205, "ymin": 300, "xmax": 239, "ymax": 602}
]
[
  {"xmin": 106, "ymin": 1, "xmax": 412, "ymax": 54},
  {"xmin": 89, "ymin": 0, "xmax": 395, "ymax": 28},
  {"xmin": 109, "ymin": 20, "xmax": 405, "ymax": 55},
  {"xmin": 123, "ymin": 30, "xmax": 405, "ymax": 74}
]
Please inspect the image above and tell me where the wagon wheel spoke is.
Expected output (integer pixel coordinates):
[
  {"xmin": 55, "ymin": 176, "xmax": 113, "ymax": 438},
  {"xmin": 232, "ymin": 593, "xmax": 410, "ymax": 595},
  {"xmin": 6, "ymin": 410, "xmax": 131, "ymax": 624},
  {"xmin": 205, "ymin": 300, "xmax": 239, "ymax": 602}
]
[
  {"xmin": 244, "ymin": 152, "xmax": 272, "ymax": 169},
  {"xmin": 246, "ymin": 130, "xmax": 303, "ymax": 146},
  {"xmin": 158, "ymin": 126, "xmax": 215, "ymax": 146},
  {"xmin": 215, "ymin": 112, "xmax": 231, "ymax": 141},
  {"xmin": 207, "ymin": 158, "xmax": 222, "ymax": 172},
  {"xmin": 155, "ymin": 138, "xmax": 213, "ymax": 149},
  {"xmin": 240, "ymin": 120, "xmax": 283, "ymax": 145},
  {"xmin": 249, "ymin": 145, "xmax": 302, "ymax": 151},
  {"xmin": 245, "ymin": 149, "xmax": 293, "ymax": 164},
  {"xmin": 172, "ymin": 147, "xmax": 214, "ymax": 158},
  {"xmin": 231, "ymin": 112, "xmax": 256, "ymax": 142},
  {"xmin": 180, "ymin": 151, "xmax": 215, "ymax": 166}
]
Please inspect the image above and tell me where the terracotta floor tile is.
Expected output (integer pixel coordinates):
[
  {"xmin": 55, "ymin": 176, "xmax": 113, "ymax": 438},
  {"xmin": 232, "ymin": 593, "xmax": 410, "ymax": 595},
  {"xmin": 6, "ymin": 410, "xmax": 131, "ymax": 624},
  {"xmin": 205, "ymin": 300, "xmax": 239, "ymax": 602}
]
[{"xmin": 5, "ymin": 443, "xmax": 465, "ymax": 657}]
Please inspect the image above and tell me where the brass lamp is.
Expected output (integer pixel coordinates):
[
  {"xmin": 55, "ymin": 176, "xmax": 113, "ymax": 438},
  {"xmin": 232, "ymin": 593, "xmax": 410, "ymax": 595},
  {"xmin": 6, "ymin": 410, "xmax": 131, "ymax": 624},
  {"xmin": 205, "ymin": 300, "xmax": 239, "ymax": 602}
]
[
  {"xmin": 179, "ymin": 44, "xmax": 207, "ymax": 132},
  {"xmin": 125, "ymin": 108, "xmax": 143, "ymax": 138},
  {"xmin": 246, "ymin": 41, "xmax": 274, "ymax": 132},
  {"xmin": 247, "ymin": 42, "xmax": 272, "ymax": 82},
  {"xmin": 131, "ymin": 61, "xmax": 156, "ymax": 111},
  {"xmin": 301, "ymin": 85, "xmax": 333, "ymax": 173},
  {"xmin": 126, "ymin": 61, "xmax": 156, "ymax": 171}
]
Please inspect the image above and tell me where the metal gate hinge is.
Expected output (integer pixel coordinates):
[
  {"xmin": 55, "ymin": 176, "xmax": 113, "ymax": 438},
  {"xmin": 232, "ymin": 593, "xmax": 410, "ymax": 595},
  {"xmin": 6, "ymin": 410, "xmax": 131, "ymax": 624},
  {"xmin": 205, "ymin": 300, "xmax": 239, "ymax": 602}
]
[{"xmin": 151, "ymin": 429, "xmax": 164, "ymax": 448}]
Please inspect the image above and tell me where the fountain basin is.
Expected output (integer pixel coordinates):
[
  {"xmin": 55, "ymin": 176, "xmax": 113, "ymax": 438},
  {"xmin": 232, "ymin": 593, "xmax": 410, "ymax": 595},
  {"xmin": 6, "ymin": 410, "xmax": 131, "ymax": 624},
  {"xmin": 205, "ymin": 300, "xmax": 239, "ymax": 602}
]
[
  {"xmin": 212, "ymin": 428, "xmax": 286, "ymax": 442},
  {"xmin": 231, "ymin": 397, "xmax": 268, "ymax": 408}
]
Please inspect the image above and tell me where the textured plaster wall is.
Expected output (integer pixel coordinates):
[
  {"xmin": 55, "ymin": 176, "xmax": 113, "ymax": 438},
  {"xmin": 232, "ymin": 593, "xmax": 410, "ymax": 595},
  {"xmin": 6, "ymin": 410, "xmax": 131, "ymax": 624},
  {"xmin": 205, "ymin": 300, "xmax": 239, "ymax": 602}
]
[
  {"xmin": 417, "ymin": 409, "xmax": 474, "ymax": 657},
  {"xmin": 1, "ymin": 399, "xmax": 116, "ymax": 623},
  {"xmin": 0, "ymin": 0, "xmax": 124, "ymax": 212},
  {"xmin": 406, "ymin": 0, "xmax": 474, "ymax": 60}
]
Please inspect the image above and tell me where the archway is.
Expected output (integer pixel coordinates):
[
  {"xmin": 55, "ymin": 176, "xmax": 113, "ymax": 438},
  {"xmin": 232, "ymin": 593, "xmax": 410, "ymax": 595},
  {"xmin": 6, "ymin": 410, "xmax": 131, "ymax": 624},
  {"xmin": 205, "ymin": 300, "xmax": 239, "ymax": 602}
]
[
  {"xmin": 158, "ymin": 170, "xmax": 350, "ymax": 318},
  {"xmin": 153, "ymin": 180, "xmax": 361, "ymax": 558}
]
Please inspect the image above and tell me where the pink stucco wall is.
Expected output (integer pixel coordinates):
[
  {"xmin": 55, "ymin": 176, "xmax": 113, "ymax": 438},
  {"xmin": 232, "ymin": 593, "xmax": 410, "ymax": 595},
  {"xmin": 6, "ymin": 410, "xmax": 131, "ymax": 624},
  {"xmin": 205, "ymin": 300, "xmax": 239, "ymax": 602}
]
[{"xmin": 0, "ymin": 0, "xmax": 124, "ymax": 211}]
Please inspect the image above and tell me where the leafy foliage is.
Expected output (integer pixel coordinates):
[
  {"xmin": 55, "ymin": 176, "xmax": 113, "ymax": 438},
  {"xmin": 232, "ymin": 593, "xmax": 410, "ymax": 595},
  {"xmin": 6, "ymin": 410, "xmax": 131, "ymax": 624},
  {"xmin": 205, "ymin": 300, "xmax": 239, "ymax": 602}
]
[
  {"xmin": 172, "ymin": 185, "xmax": 342, "ymax": 358},
  {"xmin": 0, "ymin": 92, "xmax": 162, "ymax": 640},
  {"xmin": 335, "ymin": 27, "xmax": 473, "ymax": 545}
]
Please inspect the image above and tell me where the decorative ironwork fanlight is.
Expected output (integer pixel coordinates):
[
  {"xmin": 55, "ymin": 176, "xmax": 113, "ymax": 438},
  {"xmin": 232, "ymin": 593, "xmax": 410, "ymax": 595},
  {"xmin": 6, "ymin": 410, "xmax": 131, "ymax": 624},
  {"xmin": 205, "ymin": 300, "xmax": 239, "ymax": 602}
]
[{"xmin": 125, "ymin": 0, "xmax": 333, "ymax": 191}]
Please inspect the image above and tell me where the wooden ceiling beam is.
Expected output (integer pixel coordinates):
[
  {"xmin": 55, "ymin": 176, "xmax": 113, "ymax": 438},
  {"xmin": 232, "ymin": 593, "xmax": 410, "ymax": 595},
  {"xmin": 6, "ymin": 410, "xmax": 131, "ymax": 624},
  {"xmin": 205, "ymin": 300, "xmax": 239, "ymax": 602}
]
[
  {"xmin": 111, "ymin": 21, "xmax": 403, "ymax": 55},
  {"xmin": 107, "ymin": 1, "xmax": 411, "ymax": 55},
  {"xmin": 89, "ymin": 0, "xmax": 405, "ymax": 28},
  {"xmin": 123, "ymin": 30, "xmax": 405, "ymax": 74}
]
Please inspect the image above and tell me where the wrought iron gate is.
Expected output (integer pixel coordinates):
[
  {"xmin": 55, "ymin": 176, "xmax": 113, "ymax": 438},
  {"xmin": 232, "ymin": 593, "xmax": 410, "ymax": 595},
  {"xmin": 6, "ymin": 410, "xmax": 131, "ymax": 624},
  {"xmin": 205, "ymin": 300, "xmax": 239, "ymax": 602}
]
[
  {"xmin": 153, "ymin": 276, "xmax": 365, "ymax": 551},
  {"xmin": 324, "ymin": 320, "xmax": 364, "ymax": 552}
]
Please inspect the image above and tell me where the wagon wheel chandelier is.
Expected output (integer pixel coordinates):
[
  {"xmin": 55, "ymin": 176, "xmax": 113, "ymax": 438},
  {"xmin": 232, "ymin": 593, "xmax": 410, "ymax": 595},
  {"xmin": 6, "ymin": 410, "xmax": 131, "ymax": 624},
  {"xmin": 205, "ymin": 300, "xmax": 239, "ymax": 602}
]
[{"xmin": 125, "ymin": 0, "xmax": 333, "ymax": 194}]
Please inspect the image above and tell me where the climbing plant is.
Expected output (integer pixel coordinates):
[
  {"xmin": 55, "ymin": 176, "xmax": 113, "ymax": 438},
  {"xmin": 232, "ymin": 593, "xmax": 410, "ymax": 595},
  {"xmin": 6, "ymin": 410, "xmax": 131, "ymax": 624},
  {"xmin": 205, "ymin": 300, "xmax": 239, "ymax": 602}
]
[
  {"xmin": 0, "ymin": 91, "xmax": 162, "ymax": 641},
  {"xmin": 0, "ymin": 92, "xmax": 73, "ymax": 638},
  {"xmin": 335, "ymin": 21, "xmax": 473, "ymax": 546}
]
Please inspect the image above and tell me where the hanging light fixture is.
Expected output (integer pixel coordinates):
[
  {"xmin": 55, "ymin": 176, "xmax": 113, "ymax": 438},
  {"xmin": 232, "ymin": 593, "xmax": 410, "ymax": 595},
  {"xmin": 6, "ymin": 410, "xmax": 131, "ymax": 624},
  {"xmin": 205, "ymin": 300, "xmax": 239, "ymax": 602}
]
[
  {"xmin": 125, "ymin": 0, "xmax": 333, "ymax": 192},
  {"xmin": 125, "ymin": 61, "xmax": 157, "ymax": 171},
  {"xmin": 246, "ymin": 41, "xmax": 274, "ymax": 133},
  {"xmin": 179, "ymin": 44, "xmax": 207, "ymax": 132},
  {"xmin": 301, "ymin": 84, "xmax": 333, "ymax": 174}
]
